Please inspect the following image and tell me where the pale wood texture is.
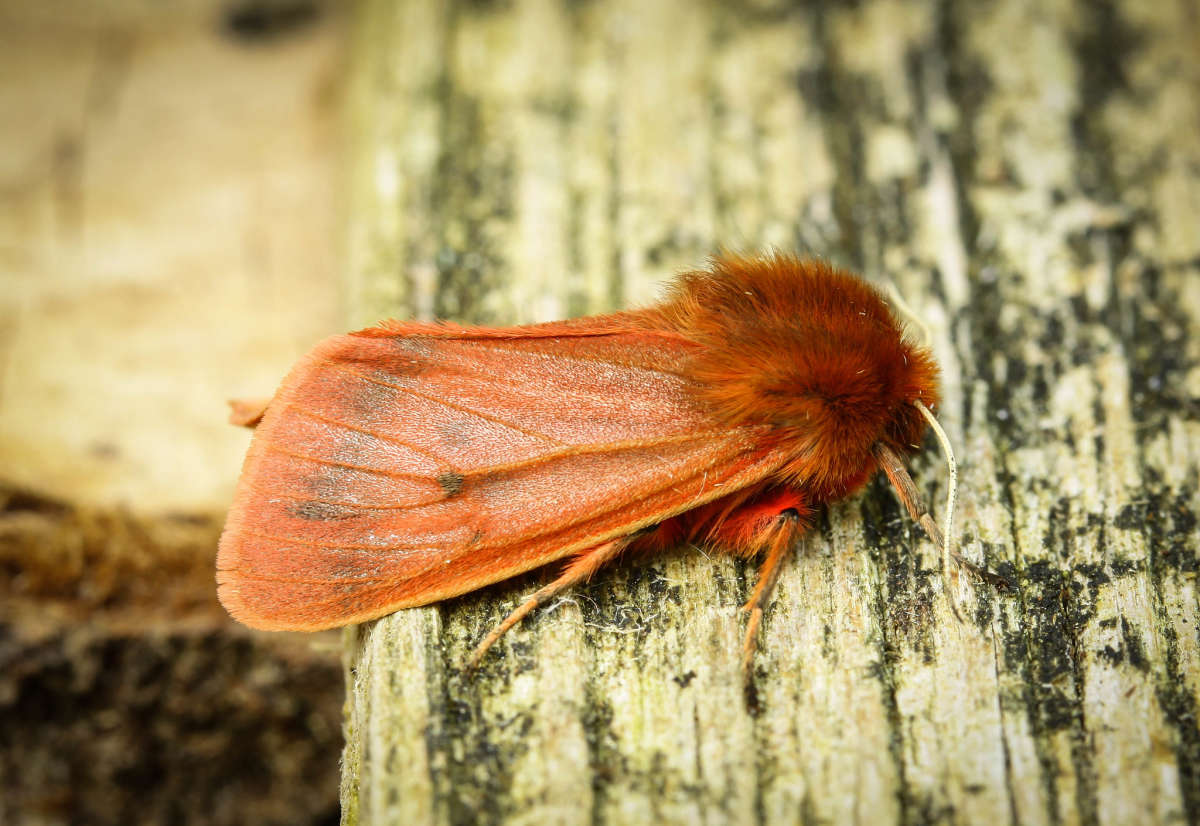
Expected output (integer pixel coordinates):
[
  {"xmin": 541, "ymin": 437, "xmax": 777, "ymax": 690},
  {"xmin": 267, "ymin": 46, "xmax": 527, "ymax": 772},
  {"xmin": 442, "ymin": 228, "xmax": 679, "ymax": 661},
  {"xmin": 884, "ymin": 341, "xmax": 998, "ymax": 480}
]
[{"xmin": 340, "ymin": 1, "xmax": 1200, "ymax": 824}]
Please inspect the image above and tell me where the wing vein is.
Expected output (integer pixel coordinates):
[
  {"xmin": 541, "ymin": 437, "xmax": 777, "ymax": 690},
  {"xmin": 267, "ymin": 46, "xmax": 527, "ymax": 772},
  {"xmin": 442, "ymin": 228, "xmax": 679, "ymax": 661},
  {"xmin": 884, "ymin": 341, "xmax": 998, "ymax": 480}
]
[
  {"xmin": 440, "ymin": 336, "xmax": 695, "ymax": 379},
  {"xmin": 236, "ymin": 445, "xmax": 766, "ymax": 552},
  {"xmin": 281, "ymin": 403, "xmax": 449, "ymax": 465},
  {"xmin": 326, "ymin": 362, "xmax": 567, "ymax": 447},
  {"xmin": 221, "ymin": 570, "xmax": 393, "ymax": 586},
  {"xmin": 416, "ymin": 340, "xmax": 695, "ymax": 406},
  {"xmin": 452, "ymin": 430, "xmax": 739, "ymax": 479},
  {"xmin": 236, "ymin": 526, "xmax": 429, "ymax": 551},
  {"xmin": 259, "ymin": 441, "xmax": 435, "ymax": 480},
  {"xmin": 243, "ymin": 477, "xmax": 444, "ymax": 510}
]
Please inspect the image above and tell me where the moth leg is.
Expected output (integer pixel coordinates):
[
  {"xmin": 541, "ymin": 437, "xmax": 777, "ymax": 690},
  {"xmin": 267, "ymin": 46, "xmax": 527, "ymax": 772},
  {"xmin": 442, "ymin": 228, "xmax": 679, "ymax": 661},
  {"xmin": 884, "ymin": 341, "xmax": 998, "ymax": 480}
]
[
  {"xmin": 466, "ymin": 536, "xmax": 628, "ymax": 670},
  {"xmin": 707, "ymin": 490, "xmax": 810, "ymax": 674},
  {"xmin": 739, "ymin": 523, "xmax": 801, "ymax": 674}
]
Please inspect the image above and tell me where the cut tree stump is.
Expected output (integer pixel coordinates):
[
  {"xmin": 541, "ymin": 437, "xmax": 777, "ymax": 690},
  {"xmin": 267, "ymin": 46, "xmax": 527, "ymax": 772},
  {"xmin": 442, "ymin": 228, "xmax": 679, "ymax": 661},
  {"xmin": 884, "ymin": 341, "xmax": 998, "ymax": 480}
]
[{"xmin": 339, "ymin": 1, "xmax": 1200, "ymax": 824}]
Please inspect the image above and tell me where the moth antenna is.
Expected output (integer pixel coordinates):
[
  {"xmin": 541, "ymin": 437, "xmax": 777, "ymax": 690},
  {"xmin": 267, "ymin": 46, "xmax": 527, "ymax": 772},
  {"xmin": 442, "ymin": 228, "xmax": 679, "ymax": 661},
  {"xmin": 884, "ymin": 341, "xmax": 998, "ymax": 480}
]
[
  {"xmin": 879, "ymin": 401, "xmax": 1010, "ymax": 592},
  {"xmin": 913, "ymin": 400, "xmax": 956, "ymax": 578},
  {"xmin": 884, "ymin": 280, "xmax": 933, "ymax": 346}
]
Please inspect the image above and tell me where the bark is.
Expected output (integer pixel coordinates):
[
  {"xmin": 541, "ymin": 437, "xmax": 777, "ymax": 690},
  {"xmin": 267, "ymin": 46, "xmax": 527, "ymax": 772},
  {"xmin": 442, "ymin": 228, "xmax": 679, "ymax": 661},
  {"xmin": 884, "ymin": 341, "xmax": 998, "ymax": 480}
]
[{"xmin": 340, "ymin": 1, "xmax": 1200, "ymax": 824}]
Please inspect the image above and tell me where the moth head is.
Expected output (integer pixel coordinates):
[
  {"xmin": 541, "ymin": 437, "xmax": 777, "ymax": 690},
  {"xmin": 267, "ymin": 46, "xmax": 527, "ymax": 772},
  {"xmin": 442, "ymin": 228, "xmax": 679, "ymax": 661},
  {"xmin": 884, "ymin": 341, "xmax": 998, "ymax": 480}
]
[
  {"xmin": 764, "ymin": 329, "xmax": 940, "ymax": 496},
  {"xmin": 656, "ymin": 254, "xmax": 942, "ymax": 492}
]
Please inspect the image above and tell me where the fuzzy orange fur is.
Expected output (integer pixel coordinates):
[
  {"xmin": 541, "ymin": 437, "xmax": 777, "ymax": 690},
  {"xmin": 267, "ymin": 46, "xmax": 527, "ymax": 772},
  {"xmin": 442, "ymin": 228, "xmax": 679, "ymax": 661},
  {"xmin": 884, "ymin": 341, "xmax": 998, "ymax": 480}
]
[{"xmin": 641, "ymin": 254, "xmax": 939, "ymax": 500}]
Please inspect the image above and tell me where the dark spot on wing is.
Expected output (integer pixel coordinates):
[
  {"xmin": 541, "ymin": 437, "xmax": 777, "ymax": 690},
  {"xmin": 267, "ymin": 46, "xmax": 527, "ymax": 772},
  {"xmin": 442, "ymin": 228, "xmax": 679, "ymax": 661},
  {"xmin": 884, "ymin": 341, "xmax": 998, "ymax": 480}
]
[
  {"xmin": 438, "ymin": 419, "xmax": 475, "ymax": 447},
  {"xmin": 304, "ymin": 470, "xmax": 343, "ymax": 501},
  {"xmin": 291, "ymin": 500, "xmax": 358, "ymax": 521},
  {"xmin": 384, "ymin": 338, "xmax": 436, "ymax": 377},
  {"xmin": 437, "ymin": 471, "xmax": 465, "ymax": 496},
  {"xmin": 340, "ymin": 366, "xmax": 399, "ymax": 418}
]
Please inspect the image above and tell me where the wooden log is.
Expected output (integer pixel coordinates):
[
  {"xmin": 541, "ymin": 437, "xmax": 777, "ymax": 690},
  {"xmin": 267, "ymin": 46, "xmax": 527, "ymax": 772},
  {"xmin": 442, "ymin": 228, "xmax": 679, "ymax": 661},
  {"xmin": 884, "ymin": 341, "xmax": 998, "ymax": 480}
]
[{"xmin": 339, "ymin": 1, "xmax": 1200, "ymax": 823}]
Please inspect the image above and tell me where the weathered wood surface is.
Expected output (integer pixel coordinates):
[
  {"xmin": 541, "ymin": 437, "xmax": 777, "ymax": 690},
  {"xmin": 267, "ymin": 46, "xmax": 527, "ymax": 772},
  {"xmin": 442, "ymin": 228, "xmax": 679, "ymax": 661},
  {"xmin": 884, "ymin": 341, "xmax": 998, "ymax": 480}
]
[{"xmin": 340, "ymin": 1, "xmax": 1200, "ymax": 824}]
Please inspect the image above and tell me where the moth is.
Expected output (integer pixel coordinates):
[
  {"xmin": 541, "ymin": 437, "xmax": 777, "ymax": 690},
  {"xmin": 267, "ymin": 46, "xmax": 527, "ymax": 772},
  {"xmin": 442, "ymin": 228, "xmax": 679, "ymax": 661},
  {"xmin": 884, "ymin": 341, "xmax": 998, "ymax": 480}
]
[{"xmin": 218, "ymin": 253, "xmax": 981, "ymax": 669}]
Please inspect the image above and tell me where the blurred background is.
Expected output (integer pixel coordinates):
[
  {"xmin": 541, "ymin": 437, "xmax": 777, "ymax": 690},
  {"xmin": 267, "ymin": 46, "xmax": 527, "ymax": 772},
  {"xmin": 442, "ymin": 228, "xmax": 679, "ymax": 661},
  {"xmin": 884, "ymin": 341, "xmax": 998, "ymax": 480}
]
[{"xmin": 1, "ymin": 2, "xmax": 346, "ymax": 823}]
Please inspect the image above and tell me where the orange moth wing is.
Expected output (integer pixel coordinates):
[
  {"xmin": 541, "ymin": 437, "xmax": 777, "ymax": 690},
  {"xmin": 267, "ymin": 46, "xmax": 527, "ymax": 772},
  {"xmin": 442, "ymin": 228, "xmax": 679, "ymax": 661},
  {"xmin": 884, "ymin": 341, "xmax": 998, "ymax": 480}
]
[{"xmin": 217, "ymin": 319, "xmax": 793, "ymax": 630}]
